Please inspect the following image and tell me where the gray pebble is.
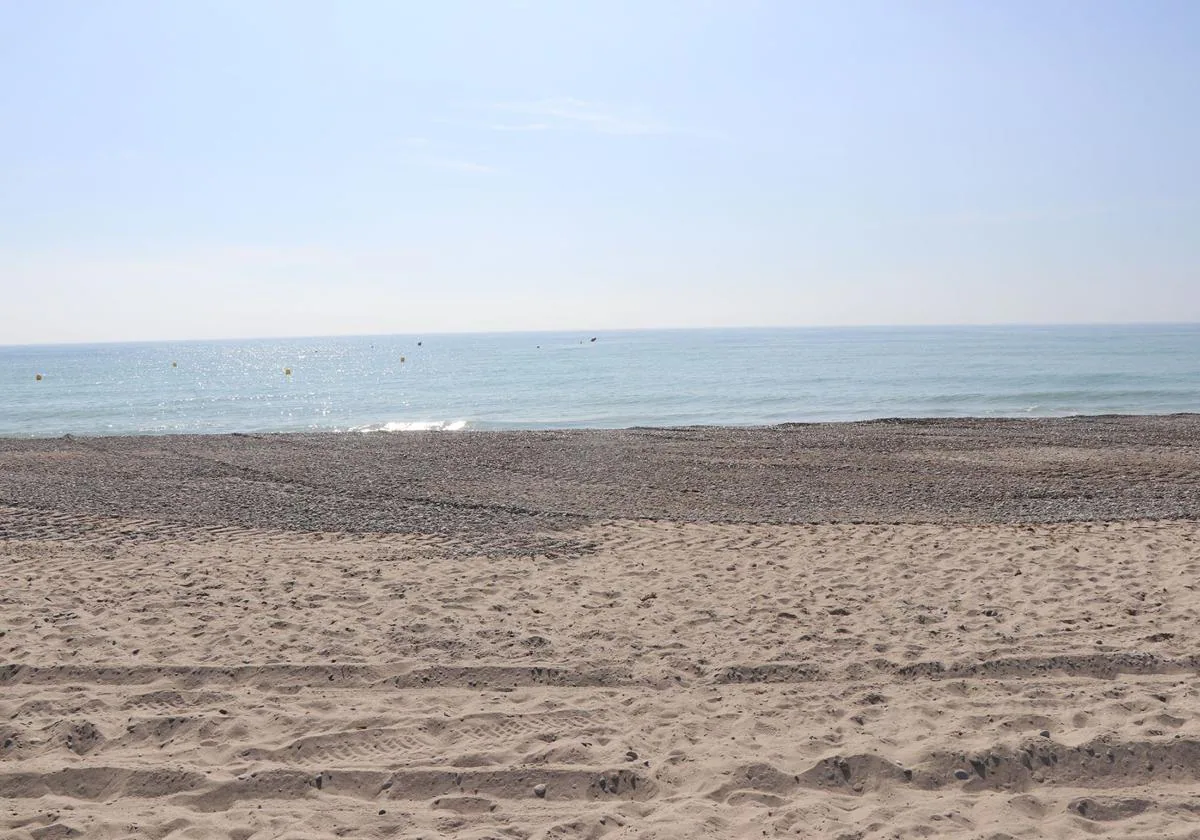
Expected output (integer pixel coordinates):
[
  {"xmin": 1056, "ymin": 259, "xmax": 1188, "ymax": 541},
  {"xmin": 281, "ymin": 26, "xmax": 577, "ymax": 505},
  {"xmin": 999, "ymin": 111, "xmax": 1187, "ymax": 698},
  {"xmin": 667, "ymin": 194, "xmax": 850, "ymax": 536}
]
[
  {"xmin": 953, "ymin": 769, "xmax": 970, "ymax": 781},
  {"xmin": 533, "ymin": 783, "xmax": 547, "ymax": 798}
]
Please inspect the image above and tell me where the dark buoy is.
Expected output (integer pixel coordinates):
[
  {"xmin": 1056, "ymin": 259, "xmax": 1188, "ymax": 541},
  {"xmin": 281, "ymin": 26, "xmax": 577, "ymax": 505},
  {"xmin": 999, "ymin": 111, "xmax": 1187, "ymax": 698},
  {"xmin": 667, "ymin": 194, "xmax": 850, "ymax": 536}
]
[
  {"xmin": 35, "ymin": 373, "xmax": 43, "ymax": 381},
  {"xmin": 400, "ymin": 356, "xmax": 406, "ymax": 363},
  {"xmin": 284, "ymin": 367, "xmax": 292, "ymax": 376},
  {"xmin": 417, "ymin": 341, "xmax": 422, "ymax": 346},
  {"xmin": 590, "ymin": 336, "xmax": 597, "ymax": 342},
  {"xmin": 171, "ymin": 361, "xmax": 178, "ymax": 368}
]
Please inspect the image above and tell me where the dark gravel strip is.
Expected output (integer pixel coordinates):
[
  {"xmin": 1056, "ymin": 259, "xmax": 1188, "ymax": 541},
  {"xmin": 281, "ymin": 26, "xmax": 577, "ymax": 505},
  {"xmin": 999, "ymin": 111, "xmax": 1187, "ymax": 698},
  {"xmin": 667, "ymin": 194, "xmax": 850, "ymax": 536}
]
[{"xmin": 1, "ymin": 415, "xmax": 1199, "ymax": 553}]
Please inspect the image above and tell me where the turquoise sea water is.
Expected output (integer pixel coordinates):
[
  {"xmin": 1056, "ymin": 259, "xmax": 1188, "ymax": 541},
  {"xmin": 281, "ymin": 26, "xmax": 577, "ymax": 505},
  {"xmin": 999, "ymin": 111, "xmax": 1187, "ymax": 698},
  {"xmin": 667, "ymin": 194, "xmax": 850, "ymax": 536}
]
[{"xmin": 1, "ymin": 325, "xmax": 1198, "ymax": 437}]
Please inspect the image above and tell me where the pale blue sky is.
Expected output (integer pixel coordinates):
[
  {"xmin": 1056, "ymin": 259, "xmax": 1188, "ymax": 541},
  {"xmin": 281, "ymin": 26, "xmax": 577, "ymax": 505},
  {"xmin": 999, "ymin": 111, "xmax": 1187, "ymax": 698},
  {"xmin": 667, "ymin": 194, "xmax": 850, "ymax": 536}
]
[{"xmin": 2, "ymin": 0, "xmax": 1197, "ymax": 343}]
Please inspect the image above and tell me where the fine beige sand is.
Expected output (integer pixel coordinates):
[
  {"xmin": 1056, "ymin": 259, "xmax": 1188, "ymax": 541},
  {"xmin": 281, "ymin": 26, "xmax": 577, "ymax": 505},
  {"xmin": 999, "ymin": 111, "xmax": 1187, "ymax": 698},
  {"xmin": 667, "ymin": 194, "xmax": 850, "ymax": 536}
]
[{"xmin": 3, "ymin": 418, "xmax": 1200, "ymax": 839}]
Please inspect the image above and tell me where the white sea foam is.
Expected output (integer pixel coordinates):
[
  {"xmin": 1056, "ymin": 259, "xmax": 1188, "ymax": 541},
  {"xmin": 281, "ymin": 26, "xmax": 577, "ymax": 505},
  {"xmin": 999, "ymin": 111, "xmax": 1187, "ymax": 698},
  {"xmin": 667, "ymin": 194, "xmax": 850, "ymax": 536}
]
[{"xmin": 357, "ymin": 420, "xmax": 468, "ymax": 433}]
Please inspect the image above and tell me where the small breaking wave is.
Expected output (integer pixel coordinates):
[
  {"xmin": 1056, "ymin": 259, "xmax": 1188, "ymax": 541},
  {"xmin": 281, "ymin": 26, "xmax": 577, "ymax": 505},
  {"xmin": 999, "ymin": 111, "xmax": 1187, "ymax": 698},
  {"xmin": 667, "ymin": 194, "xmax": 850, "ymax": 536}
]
[{"xmin": 356, "ymin": 419, "xmax": 469, "ymax": 433}]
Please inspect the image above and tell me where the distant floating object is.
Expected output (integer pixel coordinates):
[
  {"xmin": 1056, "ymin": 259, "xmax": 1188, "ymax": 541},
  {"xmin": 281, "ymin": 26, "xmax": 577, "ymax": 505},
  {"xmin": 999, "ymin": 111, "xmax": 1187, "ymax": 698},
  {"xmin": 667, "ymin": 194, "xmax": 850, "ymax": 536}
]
[
  {"xmin": 400, "ymin": 356, "xmax": 406, "ymax": 363},
  {"xmin": 35, "ymin": 373, "xmax": 43, "ymax": 381},
  {"xmin": 284, "ymin": 367, "xmax": 292, "ymax": 376},
  {"xmin": 590, "ymin": 337, "xmax": 597, "ymax": 342},
  {"xmin": 417, "ymin": 341, "xmax": 422, "ymax": 346},
  {"xmin": 171, "ymin": 361, "xmax": 178, "ymax": 368}
]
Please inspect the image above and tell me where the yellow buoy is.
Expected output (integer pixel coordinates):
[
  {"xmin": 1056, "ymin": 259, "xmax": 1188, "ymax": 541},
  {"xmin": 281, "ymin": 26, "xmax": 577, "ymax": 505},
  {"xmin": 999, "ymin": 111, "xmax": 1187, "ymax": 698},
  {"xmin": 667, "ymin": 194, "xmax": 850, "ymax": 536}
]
[
  {"xmin": 35, "ymin": 373, "xmax": 43, "ymax": 381},
  {"xmin": 284, "ymin": 367, "xmax": 292, "ymax": 376}
]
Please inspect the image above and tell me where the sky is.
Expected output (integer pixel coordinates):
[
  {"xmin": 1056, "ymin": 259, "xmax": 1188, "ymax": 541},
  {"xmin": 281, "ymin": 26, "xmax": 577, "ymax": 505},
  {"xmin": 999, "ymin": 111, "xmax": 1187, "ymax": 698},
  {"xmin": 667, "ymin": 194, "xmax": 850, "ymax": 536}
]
[{"xmin": 1, "ymin": 0, "xmax": 1198, "ymax": 344}]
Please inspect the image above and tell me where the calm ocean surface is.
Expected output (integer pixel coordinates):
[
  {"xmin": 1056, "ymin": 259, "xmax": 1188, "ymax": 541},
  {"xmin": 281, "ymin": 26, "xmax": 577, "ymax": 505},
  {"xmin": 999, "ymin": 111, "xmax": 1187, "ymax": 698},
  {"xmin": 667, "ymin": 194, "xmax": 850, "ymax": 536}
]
[{"xmin": 1, "ymin": 326, "xmax": 1198, "ymax": 437}]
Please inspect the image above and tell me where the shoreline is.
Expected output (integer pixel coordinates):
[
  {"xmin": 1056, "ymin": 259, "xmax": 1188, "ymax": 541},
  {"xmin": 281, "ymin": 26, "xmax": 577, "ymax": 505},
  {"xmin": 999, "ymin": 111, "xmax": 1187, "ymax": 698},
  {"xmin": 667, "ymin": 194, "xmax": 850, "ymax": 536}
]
[{"xmin": 5, "ymin": 409, "xmax": 1200, "ymax": 442}]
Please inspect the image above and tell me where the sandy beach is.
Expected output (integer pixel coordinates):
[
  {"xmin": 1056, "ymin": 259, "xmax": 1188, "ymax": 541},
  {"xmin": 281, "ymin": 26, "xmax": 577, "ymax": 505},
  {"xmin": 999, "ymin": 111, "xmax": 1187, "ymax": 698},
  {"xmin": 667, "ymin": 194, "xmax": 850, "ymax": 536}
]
[{"xmin": 3, "ymin": 416, "xmax": 1200, "ymax": 839}]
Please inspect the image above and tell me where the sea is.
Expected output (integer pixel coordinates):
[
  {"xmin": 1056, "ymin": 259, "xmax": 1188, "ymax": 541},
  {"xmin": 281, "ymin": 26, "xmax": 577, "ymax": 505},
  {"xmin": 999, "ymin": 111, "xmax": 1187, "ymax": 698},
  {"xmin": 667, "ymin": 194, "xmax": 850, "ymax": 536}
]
[{"xmin": 1, "ymin": 325, "xmax": 1198, "ymax": 438}]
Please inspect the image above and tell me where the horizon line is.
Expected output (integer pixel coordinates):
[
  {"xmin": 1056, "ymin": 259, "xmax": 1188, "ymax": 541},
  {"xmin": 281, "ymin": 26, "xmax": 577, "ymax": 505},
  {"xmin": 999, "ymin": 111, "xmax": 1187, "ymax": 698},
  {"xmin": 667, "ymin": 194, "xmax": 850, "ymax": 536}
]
[{"xmin": 3, "ymin": 320, "xmax": 1199, "ymax": 350}]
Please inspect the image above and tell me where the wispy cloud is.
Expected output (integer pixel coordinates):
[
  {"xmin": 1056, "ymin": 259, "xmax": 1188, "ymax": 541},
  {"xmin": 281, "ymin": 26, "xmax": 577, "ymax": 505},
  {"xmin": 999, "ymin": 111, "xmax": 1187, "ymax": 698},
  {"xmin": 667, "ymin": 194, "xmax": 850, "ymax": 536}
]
[
  {"xmin": 401, "ymin": 136, "xmax": 498, "ymax": 174},
  {"xmin": 417, "ymin": 155, "xmax": 499, "ymax": 174},
  {"xmin": 912, "ymin": 197, "xmax": 1196, "ymax": 229},
  {"xmin": 488, "ymin": 122, "xmax": 554, "ymax": 133},
  {"xmin": 488, "ymin": 98, "xmax": 671, "ymax": 136}
]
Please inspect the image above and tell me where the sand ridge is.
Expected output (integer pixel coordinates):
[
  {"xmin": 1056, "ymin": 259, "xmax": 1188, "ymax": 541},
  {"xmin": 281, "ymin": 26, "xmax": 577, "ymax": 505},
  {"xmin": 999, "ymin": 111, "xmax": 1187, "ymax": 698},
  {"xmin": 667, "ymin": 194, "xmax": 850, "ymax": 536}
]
[{"xmin": 4, "ymin": 496, "xmax": 1200, "ymax": 838}]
